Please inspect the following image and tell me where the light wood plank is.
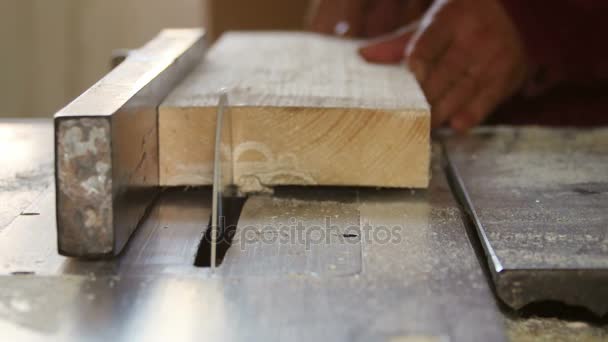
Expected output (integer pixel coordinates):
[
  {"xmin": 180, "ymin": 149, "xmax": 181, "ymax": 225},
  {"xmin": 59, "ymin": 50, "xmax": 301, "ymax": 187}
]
[{"xmin": 160, "ymin": 31, "xmax": 430, "ymax": 190}]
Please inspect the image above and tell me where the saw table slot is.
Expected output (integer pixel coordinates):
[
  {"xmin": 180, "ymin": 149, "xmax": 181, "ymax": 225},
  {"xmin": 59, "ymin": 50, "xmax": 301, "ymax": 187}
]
[{"xmin": 194, "ymin": 197, "xmax": 246, "ymax": 267}]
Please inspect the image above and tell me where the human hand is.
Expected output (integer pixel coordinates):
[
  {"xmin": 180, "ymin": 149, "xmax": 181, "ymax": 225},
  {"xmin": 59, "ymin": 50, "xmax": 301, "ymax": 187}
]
[{"xmin": 359, "ymin": 0, "xmax": 529, "ymax": 131}]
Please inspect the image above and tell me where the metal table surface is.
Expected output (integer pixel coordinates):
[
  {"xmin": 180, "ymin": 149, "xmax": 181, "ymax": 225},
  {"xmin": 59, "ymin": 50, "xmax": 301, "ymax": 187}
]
[
  {"xmin": 0, "ymin": 118, "xmax": 507, "ymax": 341},
  {"xmin": 2, "ymin": 119, "xmax": 608, "ymax": 341},
  {"xmin": 0, "ymin": 168, "xmax": 507, "ymax": 341},
  {"xmin": 0, "ymin": 119, "xmax": 53, "ymax": 231},
  {"xmin": 443, "ymin": 127, "xmax": 608, "ymax": 315}
]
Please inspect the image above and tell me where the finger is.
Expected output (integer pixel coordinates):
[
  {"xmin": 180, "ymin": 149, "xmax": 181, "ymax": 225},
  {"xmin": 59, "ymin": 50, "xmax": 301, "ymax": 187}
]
[
  {"xmin": 450, "ymin": 71, "xmax": 507, "ymax": 132},
  {"xmin": 431, "ymin": 75, "xmax": 477, "ymax": 128},
  {"xmin": 423, "ymin": 28, "xmax": 500, "ymax": 103},
  {"xmin": 427, "ymin": 23, "xmax": 507, "ymax": 128},
  {"xmin": 405, "ymin": 12, "xmax": 453, "ymax": 83},
  {"xmin": 420, "ymin": 40, "xmax": 459, "ymax": 103},
  {"xmin": 451, "ymin": 47, "xmax": 527, "ymax": 132},
  {"xmin": 359, "ymin": 24, "xmax": 417, "ymax": 63}
]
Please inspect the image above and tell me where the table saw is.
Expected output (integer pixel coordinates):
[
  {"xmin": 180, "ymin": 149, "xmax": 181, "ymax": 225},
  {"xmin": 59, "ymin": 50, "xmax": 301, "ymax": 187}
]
[{"xmin": 1, "ymin": 29, "xmax": 607, "ymax": 341}]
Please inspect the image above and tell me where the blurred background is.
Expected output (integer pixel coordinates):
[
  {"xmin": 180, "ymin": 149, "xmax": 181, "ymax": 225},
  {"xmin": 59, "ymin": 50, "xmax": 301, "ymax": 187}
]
[{"xmin": 0, "ymin": 0, "xmax": 309, "ymax": 118}]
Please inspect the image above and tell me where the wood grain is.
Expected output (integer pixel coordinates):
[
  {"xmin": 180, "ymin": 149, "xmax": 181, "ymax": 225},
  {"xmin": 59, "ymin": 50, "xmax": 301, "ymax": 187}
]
[{"xmin": 160, "ymin": 31, "xmax": 430, "ymax": 189}]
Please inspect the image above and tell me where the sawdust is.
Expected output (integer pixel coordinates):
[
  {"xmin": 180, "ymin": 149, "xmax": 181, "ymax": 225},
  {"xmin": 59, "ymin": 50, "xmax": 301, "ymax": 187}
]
[
  {"xmin": 457, "ymin": 127, "xmax": 608, "ymax": 190},
  {"xmin": 506, "ymin": 317, "xmax": 608, "ymax": 342}
]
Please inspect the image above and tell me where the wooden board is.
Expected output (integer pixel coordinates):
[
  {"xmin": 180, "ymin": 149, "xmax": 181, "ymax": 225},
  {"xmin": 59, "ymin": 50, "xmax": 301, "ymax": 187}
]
[{"xmin": 160, "ymin": 32, "xmax": 430, "ymax": 190}]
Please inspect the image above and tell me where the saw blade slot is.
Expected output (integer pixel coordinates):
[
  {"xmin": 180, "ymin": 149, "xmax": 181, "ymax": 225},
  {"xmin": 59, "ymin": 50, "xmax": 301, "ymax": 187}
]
[{"xmin": 194, "ymin": 196, "xmax": 246, "ymax": 267}]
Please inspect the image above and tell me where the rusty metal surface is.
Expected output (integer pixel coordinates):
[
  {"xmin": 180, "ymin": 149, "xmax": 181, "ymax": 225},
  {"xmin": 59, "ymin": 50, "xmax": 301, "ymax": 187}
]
[
  {"xmin": 443, "ymin": 127, "xmax": 608, "ymax": 315},
  {"xmin": 54, "ymin": 29, "xmax": 207, "ymax": 257},
  {"xmin": 0, "ymin": 148, "xmax": 507, "ymax": 341}
]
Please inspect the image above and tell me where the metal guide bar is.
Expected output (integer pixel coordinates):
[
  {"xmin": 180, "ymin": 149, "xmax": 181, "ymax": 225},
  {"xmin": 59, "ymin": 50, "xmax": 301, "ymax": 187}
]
[{"xmin": 54, "ymin": 29, "xmax": 207, "ymax": 257}]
